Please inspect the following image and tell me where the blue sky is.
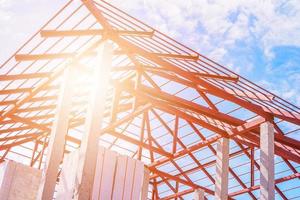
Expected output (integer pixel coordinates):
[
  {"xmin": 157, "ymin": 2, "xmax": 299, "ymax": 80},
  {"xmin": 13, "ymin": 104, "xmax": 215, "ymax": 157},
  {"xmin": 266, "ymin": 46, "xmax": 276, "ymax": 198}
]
[
  {"xmin": 0, "ymin": 0, "xmax": 299, "ymax": 199},
  {"xmin": 0, "ymin": 0, "xmax": 299, "ymax": 107}
]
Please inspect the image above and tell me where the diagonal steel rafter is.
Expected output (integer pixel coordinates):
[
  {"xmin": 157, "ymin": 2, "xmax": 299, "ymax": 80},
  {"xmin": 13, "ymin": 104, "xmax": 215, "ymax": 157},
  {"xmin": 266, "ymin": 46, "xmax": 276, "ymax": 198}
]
[{"xmin": 0, "ymin": 0, "xmax": 299, "ymax": 199}]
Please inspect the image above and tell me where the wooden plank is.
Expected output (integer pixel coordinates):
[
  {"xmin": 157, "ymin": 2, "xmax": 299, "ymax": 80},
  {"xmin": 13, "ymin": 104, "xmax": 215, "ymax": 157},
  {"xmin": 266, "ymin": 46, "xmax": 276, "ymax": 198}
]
[
  {"xmin": 131, "ymin": 160, "xmax": 145, "ymax": 199},
  {"xmin": 92, "ymin": 146, "xmax": 105, "ymax": 200},
  {"xmin": 99, "ymin": 150, "xmax": 117, "ymax": 200},
  {"xmin": 112, "ymin": 156, "xmax": 127, "ymax": 200},
  {"xmin": 141, "ymin": 168, "xmax": 150, "ymax": 200},
  {"xmin": 123, "ymin": 157, "xmax": 136, "ymax": 200}
]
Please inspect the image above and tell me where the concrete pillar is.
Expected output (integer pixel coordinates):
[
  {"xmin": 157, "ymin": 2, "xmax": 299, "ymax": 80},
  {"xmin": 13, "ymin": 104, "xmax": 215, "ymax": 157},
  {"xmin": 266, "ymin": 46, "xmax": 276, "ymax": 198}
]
[
  {"xmin": 260, "ymin": 122, "xmax": 275, "ymax": 200},
  {"xmin": 193, "ymin": 189, "xmax": 204, "ymax": 200},
  {"xmin": 215, "ymin": 137, "xmax": 229, "ymax": 200},
  {"xmin": 36, "ymin": 65, "xmax": 75, "ymax": 200},
  {"xmin": 73, "ymin": 41, "xmax": 113, "ymax": 200}
]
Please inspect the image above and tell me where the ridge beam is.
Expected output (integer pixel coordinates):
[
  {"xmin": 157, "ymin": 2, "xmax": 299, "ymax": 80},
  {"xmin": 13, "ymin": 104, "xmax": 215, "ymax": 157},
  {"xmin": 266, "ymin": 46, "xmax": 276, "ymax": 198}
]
[{"xmin": 40, "ymin": 29, "xmax": 154, "ymax": 38}]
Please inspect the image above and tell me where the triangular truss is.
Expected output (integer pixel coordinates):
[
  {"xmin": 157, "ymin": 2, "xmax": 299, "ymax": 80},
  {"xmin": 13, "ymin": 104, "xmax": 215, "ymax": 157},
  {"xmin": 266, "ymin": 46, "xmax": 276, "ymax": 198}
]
[{"xmin": 0, "ymin": 0, "xmax": 299, "ymax": 199}]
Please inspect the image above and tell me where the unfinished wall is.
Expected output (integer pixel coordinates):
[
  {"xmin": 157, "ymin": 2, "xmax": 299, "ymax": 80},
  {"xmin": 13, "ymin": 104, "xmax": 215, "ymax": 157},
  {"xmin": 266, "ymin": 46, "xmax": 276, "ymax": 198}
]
[
  {"xmin": 56, "ymin": 146, "xmax": 149, "ymax": 200},
  {"xmin": 0, "ymin": 160, "xmax": 41, "ymax": 200},
  {"xmin": 92, "ymin": 146, "xmax": 149, "ymax": 200}
]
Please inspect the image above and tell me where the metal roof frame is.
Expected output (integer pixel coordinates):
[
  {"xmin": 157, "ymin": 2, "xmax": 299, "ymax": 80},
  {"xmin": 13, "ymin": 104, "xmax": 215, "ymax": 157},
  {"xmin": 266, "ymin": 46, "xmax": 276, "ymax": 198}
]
[{"xmin": 0, "ymin": 0, "xmax": 299, "ymax": 199}]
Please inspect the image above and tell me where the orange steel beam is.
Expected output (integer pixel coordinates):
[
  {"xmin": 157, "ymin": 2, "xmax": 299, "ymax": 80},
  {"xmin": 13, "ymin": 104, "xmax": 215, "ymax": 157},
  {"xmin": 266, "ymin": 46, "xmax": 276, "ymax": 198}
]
[
  {"xmin": 114, "ymin": 49, "xmax": 199, "ymax": 61},
  {"xmin": 0, "ymin": 73, "xmax": 51, "ymax": 81},
  {"xmin": 0, "ymin": 102, "xmax": 146, "ymax": 151},
  {"xmin": 4, "ymin": 81, "xmax": 298, "ymax": 172},
  {"xmin": 151, "ymin": 125, "xmax": 255, "ymax": 192},
  {"xmin": 143, "ymin": 68, "xmax": 274, "ymax": 103},
  {"xmin": 0, "ymin": 126, "xmax": 38, "ymax": 135},
  {"xmin": 160, "ymin": 173, "xmax": 300, "ymax": 199},
  {"xmin": 40, "ymin": 29, "xmax": 154, "ymax": 37},
  {"xmin": 3, "ymin": 101, "xmax": 268, "ymax": 193},
  {"xmin": 15, "ymin": 53, "xmax": 76, "ymax": 61},
  {"xmin": 151, "ymin": 147, "xmax": 251, "ymax": 182},
  {"xmin": 193, "ymin": 72, "xmax": 239, "ymax": 82},
  {"xmin": 143, "ymin": 65, "xmax": 239, "ymax": 82},
  {"xmin": 229, "ymin": 172, "xmax": 300, "ymax": 197},
  {"xmin": 0, "ymin": 88, "xmax": 31, "ymax": 95},
  {"xmin": 121, "ymin": 82, "xmax": 300, "ymax": 152},
  {"xmin": 0, "ymin": 100, "xmax": 17, "ymax": 106},
  {"xmin": 104, "ymin": 35, "xmax": 274, "ymax": 120},
  {"xmin": 0, "ymin": 1, "xmax": 299, "ymax": 199},
  {"xmin": 146, "ymin": 103, "xmax": 300, "ymax": 167},
  {"xmin": 108, "ymin": 130, "xmax": 172, "ymax": 158},
  {"xmin": 91, "ymin": 13, "xmax": 300, "ymax": 125},
  {"xmin": 149, "ymin": 135, "xmax": 222, "ymax": 169},
  {"xmin": 0, "ymin": 86, "xmax": 58, "ymax": 100},
  {"xmin": 100, "ymin": 103, "xmax": 152, "ymax": 133},
  {"xmin": 0, "ymin": 133, "xmax": 47, "ymax": 151},
  {"xmin": 150, "ymin": 167, "xmax": 215, "ymax": 196},
  {"xmin": 0, "ymin": 39, "xmax": 104, "ymax": 124},
  {"xmin": 151, "ymin": 109, "xmax": 216, "ymax": 184},
  {"xmin": 238, "ymin": 131, "xmax": 300, "ymax": 163},
  {"xmin": 0, "ymin": 102, "xmax": 134, "ymax": 144},
  {"xmin": 135, "ymin": 84, "xmax": 242, "ymax": 126},
  {"xmin": 15, "ymin": 51, "xmax": 198, "ymax": 62}
]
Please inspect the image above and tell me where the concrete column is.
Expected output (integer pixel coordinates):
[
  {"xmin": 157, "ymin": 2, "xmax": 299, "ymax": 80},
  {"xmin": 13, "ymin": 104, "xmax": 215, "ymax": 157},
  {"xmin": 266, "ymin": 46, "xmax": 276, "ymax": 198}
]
[
  {"xmin": 260, "ymin": 122, "xmax": 275, "ymax": 200},
  {"xmin": 36, "ymin": 65, "xmax": 75, "ymax": 200},
  {"xmin": 193, "ymin": 189, "xmax": 204, "ymax": 200},
  {"xmin": 215, "ymin": 137, "xmax": 229, "ymax": 200},
  {"xmin": 73, "ymin": 41, "xmax": 113, "ymax": 200}
]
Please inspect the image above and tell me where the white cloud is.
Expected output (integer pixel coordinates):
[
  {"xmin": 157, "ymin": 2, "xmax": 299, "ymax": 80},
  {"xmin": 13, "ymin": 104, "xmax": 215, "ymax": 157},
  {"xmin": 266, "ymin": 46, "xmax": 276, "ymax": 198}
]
[
  {"xmin": 110, "ymin": 0, "xmax": 300, "ymax": 59},
  {"xmin": 0, "ymin": 0, "xmax": 64, "ymax": 62},
  {"xmin": 0, "ymin": 0, "xmax": 298, "ymax": 105},
  {"xmin": 109, "ymin": 0, "xmax": 300, "ymax": 105}
]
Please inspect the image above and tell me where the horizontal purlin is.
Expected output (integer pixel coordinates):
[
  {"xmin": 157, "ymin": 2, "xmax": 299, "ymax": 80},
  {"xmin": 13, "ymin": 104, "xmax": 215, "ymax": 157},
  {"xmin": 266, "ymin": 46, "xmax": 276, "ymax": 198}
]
[{"xmin": 40, "ymin": 29, "xmax": 154, "ymax": 37}]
